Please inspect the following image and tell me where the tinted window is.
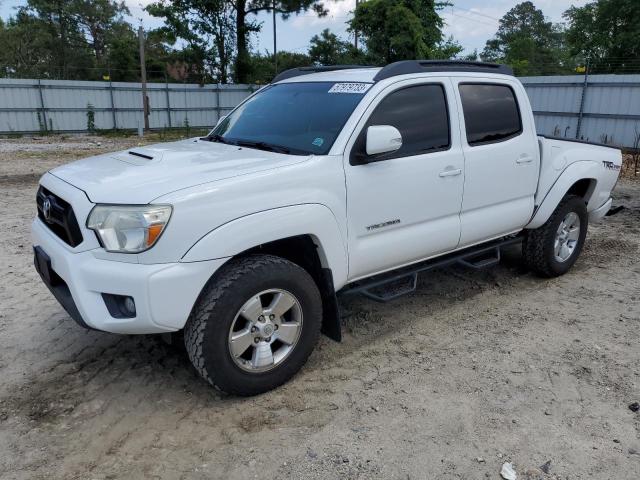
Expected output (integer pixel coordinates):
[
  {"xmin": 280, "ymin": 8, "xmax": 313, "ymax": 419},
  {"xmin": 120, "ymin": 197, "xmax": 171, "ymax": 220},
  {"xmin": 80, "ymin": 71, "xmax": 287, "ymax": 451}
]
[
  {"xmin": 459, "ymin": 83, "xmax": 522, "ymax": 145},
  {"xmin": 352, "ymin": 84, "xmax": 450, "ymax": 163},
  {"xmin": 211, "ymin": 82, "xmax": 367, "ymax": 155}
]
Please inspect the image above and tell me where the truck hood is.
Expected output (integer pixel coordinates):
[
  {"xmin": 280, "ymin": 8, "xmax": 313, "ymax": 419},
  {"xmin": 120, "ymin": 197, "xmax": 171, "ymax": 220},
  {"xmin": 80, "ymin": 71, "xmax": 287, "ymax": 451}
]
[{"xmin": 49, "ymin": 138, "xmax": 309, "ymax": 204}]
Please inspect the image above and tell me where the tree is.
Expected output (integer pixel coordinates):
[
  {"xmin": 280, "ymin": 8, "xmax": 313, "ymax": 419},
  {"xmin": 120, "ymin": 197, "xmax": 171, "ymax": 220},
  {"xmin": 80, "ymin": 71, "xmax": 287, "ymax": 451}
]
[
  {"xmin": 308, "ymin": 29, "xmax": 364, "ymax": 65},
  {"xmin": 431, "ymin": 36, "xmax": 465, "ymax": 60},
  {"xmin": 104, "ymin": 24, "xmax": 180, "ymax": 82},
  {"xmin": 71, "ymin": 0, "xmax": 130, "ymax": 66},
  {"xmin": 480, "ymin": 1, "xmax": 567, "ymax": 76},
  {"xmin": 564, "ymin": 0, "xmax": 640, "ymax": 73},
  {"xmin": 147, "ymin": 0, "xmax": 328, "ymax": 83},
  {"xmin": 103, "ymin": 22, "xmax": 138, "ymax": 80},
  {"xmin": 146, "ymin": 0, "xmax": 234, "ymax": 83},
  {"xmin": 348, "ymin": 0, "xmax": 450, "ymax": 65},
  {"xmin": 246, "ymin": 50, "xmax": 312, "ymax": 83},
  {"xmin": 0, "ymin": 0, "xmax": 173, "ymax": 81},
  {"xmin": 21, "ymin": 0, "xmax": 95, "ymax": 78},
  {"xmin": 233, "ymin": 1, "xmax": 327, "ymax": 83},
  {"xmin": 0, "ymin": 12, "xmax": 54, "ymax": 77}
]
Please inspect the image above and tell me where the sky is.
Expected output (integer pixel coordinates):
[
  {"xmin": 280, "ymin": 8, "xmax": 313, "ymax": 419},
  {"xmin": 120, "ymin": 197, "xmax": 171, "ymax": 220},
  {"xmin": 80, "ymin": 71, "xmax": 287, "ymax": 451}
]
[{"xmin": 0, "ymin": 0, "xmax": 590, "ymax": 56}]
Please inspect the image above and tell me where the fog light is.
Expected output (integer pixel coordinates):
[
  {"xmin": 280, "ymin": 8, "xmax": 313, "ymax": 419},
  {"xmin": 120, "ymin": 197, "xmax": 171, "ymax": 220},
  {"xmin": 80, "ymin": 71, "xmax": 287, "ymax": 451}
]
[
  {"xmin": 102, "ymin": 293, "xmax": 136, "ymax": 319},
  {"xmin": 123, "ymin": 296, "xmax": 136, "ymax": 315}
]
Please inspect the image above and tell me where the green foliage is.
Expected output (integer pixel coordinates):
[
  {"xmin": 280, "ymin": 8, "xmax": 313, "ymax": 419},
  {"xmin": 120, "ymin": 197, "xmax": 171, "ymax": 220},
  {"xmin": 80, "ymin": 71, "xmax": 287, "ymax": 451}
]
[
  {"xmin": 86, "ymin": 103, "xmax": 96, "ymax": 132},
  {"xmin": 0, "ymin": 0, "xmax": 178, "ymax": 81},
  {"xmin": 431, "ymin": 36, "xmax": 466, "ymax": 60},
  {"xmin": 0, "ymin": 7, "xmax": 92, "ymax": 78},
  {"xmin": 564, "ymin": 0, "xmax": 640, "ymax": 73},
  {"xmin": 481, "ymin": 1, "xmax": 569, "ymax": 76},
  {"xmin": 72, "ymin": 0, "xmax": 131, "ymax": 65},
  {"xmin": 308, "ymin": 29, "xmax": 365, "ymax": 66},
  {"xmin": 146, "ymin": 1, "xmax": 329, "ymax": 84},
  {"xmin": 36, "ymin": 111, "xmax": 46, "ymax": 133},
  {"xmin": 146, "ymin": 0, "xmax": 233, "ymax": 83},
  {"xmin": 183, "ymin": 117, "xmax": 191, "ymax": 136},
  {"xmin": 245, "ymin": 51, "xmax": 313, "ymax": 84},
  {"xmin": 4, "ymin": 0, "xmax": 639, "ymax": 85},
  {"xmin": 349, "ymin": 0, "xmax": 450, "ymax": 64},
  {"xmin": 234, "ymin": 1, "xmax": 328, "ymax": 83}
]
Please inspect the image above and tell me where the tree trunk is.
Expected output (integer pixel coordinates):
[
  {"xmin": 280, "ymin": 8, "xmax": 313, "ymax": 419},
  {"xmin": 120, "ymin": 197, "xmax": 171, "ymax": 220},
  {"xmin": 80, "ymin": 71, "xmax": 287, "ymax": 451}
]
[
  {"xmin": 217, "ymin": 21, "xmax": 228, "ymax": 84},
  {"xmin": 235, "ymin": 0, "xmax": 250, "ymax": 84},
  {"xmin": 56, "ymin": 4, "xmax": 68, "ymax": 79}
]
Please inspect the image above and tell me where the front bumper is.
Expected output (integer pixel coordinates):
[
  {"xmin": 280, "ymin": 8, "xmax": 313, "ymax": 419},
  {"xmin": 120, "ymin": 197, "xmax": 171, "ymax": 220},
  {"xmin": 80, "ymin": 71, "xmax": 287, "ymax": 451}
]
[
  {"xmin": 588, "ymin": 197, "xmax": 612, "ymax": 223},
  {"xmin": 32, "ymin": 218, "xmax": 227, "ymax": 334}
]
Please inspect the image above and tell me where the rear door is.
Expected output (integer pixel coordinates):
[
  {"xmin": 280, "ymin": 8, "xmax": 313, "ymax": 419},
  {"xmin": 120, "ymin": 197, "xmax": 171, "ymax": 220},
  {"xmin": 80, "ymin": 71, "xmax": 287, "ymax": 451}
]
[
  {"xmin": 344, "ymin": 78, "xmax": 465, "ymax": 280},
  {"xmin": 452, "ymin": 80, "xmax": 539, "ymax": 247}
]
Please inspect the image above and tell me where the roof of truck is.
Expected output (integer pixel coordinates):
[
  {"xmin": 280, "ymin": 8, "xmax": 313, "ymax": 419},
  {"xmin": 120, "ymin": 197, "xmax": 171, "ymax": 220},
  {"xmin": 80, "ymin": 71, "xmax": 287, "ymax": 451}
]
[
  {"xmin": 276, "ymin": 68, "xmax": 380, "ymax": 84},
  {"xmin": 273, "ymin": 61, "xmax": 514, "ymax": 84}
]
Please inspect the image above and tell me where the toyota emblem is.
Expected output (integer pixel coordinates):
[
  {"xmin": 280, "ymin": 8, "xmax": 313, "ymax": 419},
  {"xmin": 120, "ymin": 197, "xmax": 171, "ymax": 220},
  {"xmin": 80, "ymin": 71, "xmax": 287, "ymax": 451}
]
[{"xmin": 42, "ymin": 197, "xmax": 52, "ymax": 223}]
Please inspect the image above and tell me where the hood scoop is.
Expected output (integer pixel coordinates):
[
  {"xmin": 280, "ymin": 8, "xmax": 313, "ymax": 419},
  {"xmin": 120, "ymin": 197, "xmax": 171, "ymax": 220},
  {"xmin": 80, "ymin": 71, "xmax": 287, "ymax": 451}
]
[
  {"xmin": 114, "ymin": 148, "xmax": 162, "ymax": 166},
  {"xmin": 129, "ymin": 150, "xmax": 154, "ymax": 160}
]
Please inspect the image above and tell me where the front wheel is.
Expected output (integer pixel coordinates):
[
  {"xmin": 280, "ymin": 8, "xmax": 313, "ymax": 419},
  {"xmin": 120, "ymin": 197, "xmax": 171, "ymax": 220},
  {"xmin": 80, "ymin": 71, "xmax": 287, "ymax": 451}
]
[
  {"xmin": 184, "ymin": 254, "xmax": 322, "ymax": 396},
  {"xmin": 523, "ymin": 194, "xmax": 588, "ymax": 277}
]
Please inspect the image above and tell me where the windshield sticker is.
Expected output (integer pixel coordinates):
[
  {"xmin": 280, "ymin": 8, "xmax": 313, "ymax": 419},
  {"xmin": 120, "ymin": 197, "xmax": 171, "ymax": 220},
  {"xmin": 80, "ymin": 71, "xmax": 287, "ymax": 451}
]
[
  {"xmin": 312, "ymin": 137, "xmax": 324, "ymax": 147},
  {"xmin": 328, "ymin": 83, "xmax": 372, "ymax": 94}
]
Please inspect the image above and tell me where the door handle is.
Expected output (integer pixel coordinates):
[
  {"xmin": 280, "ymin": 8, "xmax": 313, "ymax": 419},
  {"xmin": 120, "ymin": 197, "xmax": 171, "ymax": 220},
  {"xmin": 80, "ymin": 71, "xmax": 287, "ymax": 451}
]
[
  {"xmin": 439, "ymin": 168, "xmax": 462, "ymax": 177},
  {"xmin": 516, "ymin": 154, "xmax": 533, "ymax": 164}
]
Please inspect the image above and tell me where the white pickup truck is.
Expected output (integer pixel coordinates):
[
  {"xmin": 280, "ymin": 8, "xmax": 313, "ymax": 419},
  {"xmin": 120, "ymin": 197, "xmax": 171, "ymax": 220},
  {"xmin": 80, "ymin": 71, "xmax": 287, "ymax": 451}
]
[{"xmin": 33, "ymin": 61, "xmax": 622, "ymax": 395}]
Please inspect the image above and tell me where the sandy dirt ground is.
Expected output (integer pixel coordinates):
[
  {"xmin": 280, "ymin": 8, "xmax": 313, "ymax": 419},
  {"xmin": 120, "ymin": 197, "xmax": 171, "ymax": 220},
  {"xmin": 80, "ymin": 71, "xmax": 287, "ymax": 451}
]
[{"xmin": 1, "ymin": 135, "xmax": 639, "ymax": 480}]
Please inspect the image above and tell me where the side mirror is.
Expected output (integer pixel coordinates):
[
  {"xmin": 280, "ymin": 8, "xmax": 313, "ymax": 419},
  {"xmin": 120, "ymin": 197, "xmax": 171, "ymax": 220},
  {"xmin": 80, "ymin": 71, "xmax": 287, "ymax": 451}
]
[
  {"xmin": 366, "ymin": 125, "xmax": 403, "ymax": 156},
  {"xmin": 215, "ymin": 115, "xmax": 227, "ymax": 127}
]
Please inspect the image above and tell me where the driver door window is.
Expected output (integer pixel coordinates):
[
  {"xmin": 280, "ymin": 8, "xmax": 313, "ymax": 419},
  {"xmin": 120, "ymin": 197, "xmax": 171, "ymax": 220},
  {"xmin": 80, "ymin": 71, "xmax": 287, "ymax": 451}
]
[{"xmin": 351, "ymin": 84, "xmax": 450, "ymax": 164}]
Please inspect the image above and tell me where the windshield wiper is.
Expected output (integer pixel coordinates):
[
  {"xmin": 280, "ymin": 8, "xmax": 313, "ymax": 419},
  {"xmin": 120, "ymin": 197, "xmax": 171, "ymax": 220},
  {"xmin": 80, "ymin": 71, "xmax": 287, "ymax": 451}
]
[
  {"xmin": 202, "ymin": 133, "xmax": 236, "ymax": 145},
  {"xmin": 234, "ymin": 140, "xmax": 291, "ymax": 154}
]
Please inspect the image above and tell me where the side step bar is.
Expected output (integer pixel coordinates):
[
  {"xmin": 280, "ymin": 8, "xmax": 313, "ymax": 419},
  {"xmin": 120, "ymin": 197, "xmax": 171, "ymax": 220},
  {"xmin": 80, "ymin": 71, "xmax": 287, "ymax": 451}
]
[{"xmin": 338, "ymin": 235, "xmax": 522, "ymax": 303}]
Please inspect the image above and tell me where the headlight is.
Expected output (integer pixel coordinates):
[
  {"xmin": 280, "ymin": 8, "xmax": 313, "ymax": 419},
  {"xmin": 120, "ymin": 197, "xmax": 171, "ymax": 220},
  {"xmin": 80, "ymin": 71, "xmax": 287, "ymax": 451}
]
[{"xmin": 87, "ymin": 204, "xmax": 172, "ymax": 253}]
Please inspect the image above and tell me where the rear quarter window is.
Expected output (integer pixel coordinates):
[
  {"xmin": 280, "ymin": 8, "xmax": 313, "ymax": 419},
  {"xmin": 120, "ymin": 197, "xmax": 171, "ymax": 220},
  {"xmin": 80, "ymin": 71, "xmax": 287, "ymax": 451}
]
[{"xmin": 459, "ymin": 83, "xmax": 522, "ymax": 146}]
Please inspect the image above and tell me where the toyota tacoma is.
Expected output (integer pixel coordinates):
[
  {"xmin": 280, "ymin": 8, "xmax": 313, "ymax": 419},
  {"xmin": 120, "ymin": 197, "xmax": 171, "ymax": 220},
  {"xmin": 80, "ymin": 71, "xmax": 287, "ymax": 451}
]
[{"xmin": 32, "ymin": 61, "xmax": 622, "ymax": 395}]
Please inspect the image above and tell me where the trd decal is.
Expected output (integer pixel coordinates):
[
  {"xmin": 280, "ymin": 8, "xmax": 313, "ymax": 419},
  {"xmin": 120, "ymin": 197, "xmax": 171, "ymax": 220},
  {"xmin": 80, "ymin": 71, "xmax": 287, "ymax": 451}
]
[{"xmin": 602, "ymin": 161, "xmax": 620, "ymax": 171}]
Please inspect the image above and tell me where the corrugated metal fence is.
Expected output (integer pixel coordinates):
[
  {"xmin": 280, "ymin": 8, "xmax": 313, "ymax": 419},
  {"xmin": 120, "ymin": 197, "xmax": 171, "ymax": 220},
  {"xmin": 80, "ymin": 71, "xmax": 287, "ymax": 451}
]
[
  {"xmin": 520, "ymin": 74, "xmax": 640, "ymax": 149},
  {"xmin": 0, "ymin": 78, "xmax": 256, "ymax": 134},
  {"xmin": 1, "ymin": 75, "xmax": 639, "ymax": 149}
]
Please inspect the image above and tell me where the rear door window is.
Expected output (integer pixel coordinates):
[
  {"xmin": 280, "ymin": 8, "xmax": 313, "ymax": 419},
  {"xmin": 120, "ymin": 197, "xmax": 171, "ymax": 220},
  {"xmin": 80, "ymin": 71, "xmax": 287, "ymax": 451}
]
[{"xmin": 458, "ymin": 83, "xmax": 522, "ymax": 146}]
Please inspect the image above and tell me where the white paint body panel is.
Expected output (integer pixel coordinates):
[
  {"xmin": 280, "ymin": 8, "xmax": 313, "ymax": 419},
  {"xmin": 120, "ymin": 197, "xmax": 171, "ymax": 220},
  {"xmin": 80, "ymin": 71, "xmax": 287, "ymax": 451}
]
[
  {"xmin": 31, "ymin": 68, "xmax": 622, "ymax": 334},
  {"xmin": 32, "ymin": 214, "xmax": 226, "ymax": 333},
  {"xmin": 528, "ymin": 137, "xmax": 622, "ymax": 228},
  {"xmin": 343, "ymin": 77, "xmax": 465, "ymax": 279},
  {"xmin": 182, "ymin": 203, "xmax": 349, "ymax": 287},
  {"xmin": 450, "ymin": 77, "xmax": 540, "ymax": 246}
]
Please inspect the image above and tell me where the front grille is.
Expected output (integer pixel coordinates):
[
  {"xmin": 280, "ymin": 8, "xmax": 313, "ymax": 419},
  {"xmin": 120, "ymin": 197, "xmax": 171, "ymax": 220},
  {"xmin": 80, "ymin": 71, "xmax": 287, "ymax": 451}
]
[{"xmin": 36, "ymin": 186, "xmax": 84, "ymax": 247}]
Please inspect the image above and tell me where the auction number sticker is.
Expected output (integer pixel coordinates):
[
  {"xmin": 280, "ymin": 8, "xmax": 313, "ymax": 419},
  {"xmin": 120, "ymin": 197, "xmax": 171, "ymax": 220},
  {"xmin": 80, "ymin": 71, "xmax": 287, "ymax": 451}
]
[{"xmin": 328, "ymin": 83, "xmax": 372, "ymax": 94}]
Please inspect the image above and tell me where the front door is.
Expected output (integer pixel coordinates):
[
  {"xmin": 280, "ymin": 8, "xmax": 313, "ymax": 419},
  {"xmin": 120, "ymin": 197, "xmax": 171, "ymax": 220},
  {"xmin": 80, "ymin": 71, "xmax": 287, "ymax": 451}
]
[{"xmin": 344, "ymin": 79, "xmax": 465, "ymax": 280}]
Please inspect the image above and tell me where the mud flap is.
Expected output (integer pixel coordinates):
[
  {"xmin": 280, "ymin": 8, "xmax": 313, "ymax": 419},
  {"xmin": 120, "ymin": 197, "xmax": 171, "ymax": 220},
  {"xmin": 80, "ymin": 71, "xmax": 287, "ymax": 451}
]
[
  {"xmin": 319, "ymin": 268, "xmax": 341, "ymax": 342},
  {"xmin": 606, "ymin": 205, "xmax": 624, "ymax": 216}
]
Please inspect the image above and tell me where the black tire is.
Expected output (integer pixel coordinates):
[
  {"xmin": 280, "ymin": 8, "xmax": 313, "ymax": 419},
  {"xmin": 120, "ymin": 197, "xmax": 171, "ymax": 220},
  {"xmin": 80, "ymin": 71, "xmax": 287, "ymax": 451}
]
[
  {"xmin": 523, "ymin": 194, "xmax": 588, "ymax": 277},
  {"xmin": 184, "ymin": 254, "xmax": 322, "ymax": 396}
]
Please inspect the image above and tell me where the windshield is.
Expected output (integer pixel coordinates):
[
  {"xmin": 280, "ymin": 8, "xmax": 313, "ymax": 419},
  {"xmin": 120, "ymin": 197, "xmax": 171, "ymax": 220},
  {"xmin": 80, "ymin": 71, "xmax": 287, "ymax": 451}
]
[{"xmin": 207, "ymin": 82, "xmax": 370, "ymax": 155}]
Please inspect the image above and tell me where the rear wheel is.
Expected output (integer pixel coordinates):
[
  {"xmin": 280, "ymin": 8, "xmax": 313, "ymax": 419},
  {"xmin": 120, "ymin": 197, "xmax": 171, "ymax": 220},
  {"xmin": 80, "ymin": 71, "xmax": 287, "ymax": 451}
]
[
  {"xmin": 184, "ymin": 254, "xmax": 322, "ymax": 396},
  {"xmin": 523, "ymin": 194, "xmax": 588, "ymax": 277}
]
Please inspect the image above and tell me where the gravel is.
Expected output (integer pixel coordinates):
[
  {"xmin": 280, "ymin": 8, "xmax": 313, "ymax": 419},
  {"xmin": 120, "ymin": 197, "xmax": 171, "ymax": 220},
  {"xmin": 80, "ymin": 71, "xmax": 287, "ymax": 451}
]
[{"xmin": 1, "ymin": 134, "xmax": 639, "ymax": 479}]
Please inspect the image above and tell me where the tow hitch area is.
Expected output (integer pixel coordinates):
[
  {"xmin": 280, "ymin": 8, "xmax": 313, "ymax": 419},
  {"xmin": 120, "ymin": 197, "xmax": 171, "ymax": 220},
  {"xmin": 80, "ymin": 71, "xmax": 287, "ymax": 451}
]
[{"xmin": 606, "ymin": 205, "xmax": 625, "ymax": 216}]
